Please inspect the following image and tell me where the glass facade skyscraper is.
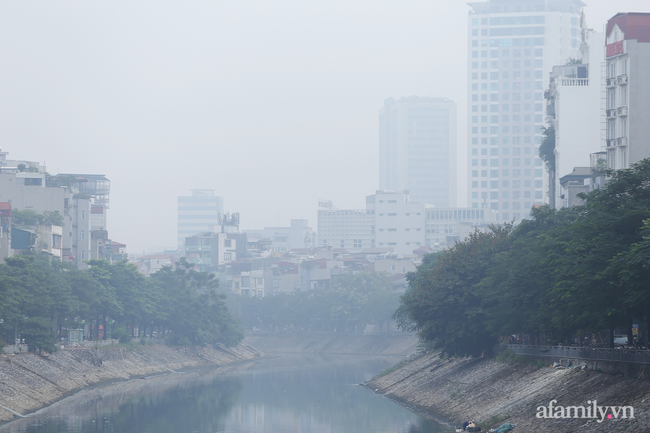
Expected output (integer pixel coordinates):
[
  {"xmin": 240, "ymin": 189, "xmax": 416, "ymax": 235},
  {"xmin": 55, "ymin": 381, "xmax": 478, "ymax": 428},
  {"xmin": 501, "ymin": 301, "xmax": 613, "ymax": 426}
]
[
  {"xmin": 467, "ymin": 0, "xmax": 582, "ymax": 220},
  {"xmin": 379, "ymin": 96, "xmax": 457, "ymax": 207}
]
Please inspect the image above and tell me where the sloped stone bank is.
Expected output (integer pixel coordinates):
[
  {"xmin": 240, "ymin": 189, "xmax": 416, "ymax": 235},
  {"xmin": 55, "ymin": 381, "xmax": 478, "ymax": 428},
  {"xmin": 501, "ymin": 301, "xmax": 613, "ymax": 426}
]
[
  {"xmin": 244, "ymin": 334, "xmax": 418, "ymax": 356},
  {"xmin": 0, "ymin": 343, "xmax": 262, "ymax": 423},
  {"xmin": 366, "ymin": 354, "xmax": 650, "ymax": 432}
]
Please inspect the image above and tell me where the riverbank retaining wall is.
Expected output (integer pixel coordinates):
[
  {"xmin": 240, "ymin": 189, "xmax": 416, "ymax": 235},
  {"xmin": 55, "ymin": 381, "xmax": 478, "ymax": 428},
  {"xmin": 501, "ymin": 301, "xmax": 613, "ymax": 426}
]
[
  {"xmin": 244, "ymin": 333, "xmax": 418, "ymax": 356},
  {"xmin": 0, "ymin": 343, "xmax": 262, "ymax": 423},
  {"xmin": 366, "ymin": 353, "xmax": 650, "ymax": 432}
]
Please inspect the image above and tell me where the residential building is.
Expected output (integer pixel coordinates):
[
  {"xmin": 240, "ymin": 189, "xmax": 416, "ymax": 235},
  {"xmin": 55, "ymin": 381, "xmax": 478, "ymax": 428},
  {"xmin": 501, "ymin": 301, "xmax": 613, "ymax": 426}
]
[
  {"xmin": 604, "ymin": 13, "xmax": 650, "ymax": 170},
  {"xmin": 0, "ymin": 203, "xmax": 11, "ymax": 261},
  {"xmin": 185, "ymin": 232, "xmax": 240, "ymax": 272},
  {"xmin": 379, "ymin": 96, "xmax": 457, "ymax": 207},
  {"xmin": 59, "ymin": 174, "xmax": 112, "ymax": 266},
  {"xmin": 546, "ymin": 13, "xmax": 605, "ymax": 208},
  {"xmin": 136, "ymin": 254, "xmax": 175, "ymax": 277},
  {"xmin": 244, "ymin": 219, "xmax": 315, "ymax": 253},
  {"xmin": 373, "ymin": 257, "xmax": 416, "ymax": 275},
  {"xmin": 177, "ymin": 190, "xmax": 224, "ymax": 249},
  {"xmin": 467, "ymin": 0, "xmax": 582, "ymax": 221},
  {"xmin": 240, "ymin": 270, "xmax": 265, "ymax": 297}
]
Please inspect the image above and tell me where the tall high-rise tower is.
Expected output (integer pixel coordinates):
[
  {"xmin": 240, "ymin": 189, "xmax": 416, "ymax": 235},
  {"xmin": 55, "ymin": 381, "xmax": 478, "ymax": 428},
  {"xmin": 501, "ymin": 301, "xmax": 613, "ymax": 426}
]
[
  {"xmin": 467, "ymin": 0, "xmax": 582, "ymax": 221},
  {"xmin": 177, "ymin": 189, "xmax": 224, "ymax": 250},
  {"xmin": 379, "ymin": 96, "xmax": 457, "ymax": 207}
]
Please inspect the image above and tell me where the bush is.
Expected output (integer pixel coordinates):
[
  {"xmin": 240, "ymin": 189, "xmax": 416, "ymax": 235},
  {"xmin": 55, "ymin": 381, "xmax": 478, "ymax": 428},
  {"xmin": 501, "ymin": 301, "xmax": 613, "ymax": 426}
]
[
  {"xmin": 111, "ymin": 327, "xmax": 131, "ymax": 344},
  {"xmin": 496, "ymin": 348, "xmax": 517, "ymax": 362}
]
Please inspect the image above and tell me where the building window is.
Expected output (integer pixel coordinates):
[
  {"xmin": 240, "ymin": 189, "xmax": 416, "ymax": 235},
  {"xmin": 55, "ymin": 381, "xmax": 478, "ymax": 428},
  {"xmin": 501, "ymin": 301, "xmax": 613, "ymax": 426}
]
[
  {"xmin": 224, "ymin": 253, "xmax": 231, "ymax": 260},
  {"xmin": 81, "ymin": 211, "xmax": 85, "ymax": 220},
  {"xmin": 81, "ymin": 231, "xmax": 85, "ymax": 240}
]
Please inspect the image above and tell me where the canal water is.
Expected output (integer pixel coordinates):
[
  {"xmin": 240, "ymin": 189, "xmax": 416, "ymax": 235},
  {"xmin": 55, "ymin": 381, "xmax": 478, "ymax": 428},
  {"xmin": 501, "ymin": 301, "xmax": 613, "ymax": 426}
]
[{"xmin": 0, "ymin": 355, "xmax": 449, "ymax": 433}]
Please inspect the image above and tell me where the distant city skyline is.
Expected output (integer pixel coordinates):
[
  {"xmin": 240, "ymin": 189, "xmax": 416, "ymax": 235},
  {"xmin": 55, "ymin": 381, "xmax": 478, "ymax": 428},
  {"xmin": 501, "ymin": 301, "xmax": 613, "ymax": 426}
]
[{"xmin": 2, "ymin": 0, "xmax": 649, "ymax": 253}]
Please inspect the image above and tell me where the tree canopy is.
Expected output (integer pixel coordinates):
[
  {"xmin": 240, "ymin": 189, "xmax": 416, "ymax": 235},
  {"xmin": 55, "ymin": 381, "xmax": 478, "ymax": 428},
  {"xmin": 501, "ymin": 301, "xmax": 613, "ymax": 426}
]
[
  {"xmin": 396, "ymin": 158, "xmax": 650, "ymax": 356},
  {"xmin": 0, "ymin": 255, "xmax": 243, "ymax": 352}
]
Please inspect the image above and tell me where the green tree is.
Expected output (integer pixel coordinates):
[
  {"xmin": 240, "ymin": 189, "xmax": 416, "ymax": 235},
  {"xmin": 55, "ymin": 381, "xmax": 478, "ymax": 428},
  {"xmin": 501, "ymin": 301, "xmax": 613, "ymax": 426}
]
[
  {"xmin": 21, "ymin": 317, "xmax": 58, "ymax": 354},
  {"xmin": 395, "ymin": 226, "xmax": 512, "ymax": 357},
  {"xmin": 151, "ymin": 260, "xmax": 243, "ymax": 346}
]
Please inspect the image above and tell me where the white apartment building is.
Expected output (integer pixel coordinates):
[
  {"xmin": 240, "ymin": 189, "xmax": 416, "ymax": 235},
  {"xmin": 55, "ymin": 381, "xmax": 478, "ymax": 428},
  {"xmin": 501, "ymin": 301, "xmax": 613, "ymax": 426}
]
[
  {"xmin": 318, "ymin": 192, "xmax": 497, "ymax": 257},
  {"xmin": 546, "ymin": 15, "xmax": 605, "ymax": 208},
  {"xmin": 177, "ymin": 189, "xmax": 224, "ymax": 249},
  {"xmin": 379, "ymin": 97, "xmax": 457, "ymax": 207},
  {"xmin": 467, "ymin": 0, "xmax": 582, "ymax": 221},
  {"xmin": 425, "ymin": 207, "xmax": 498, "ymax": 249},
  {"xmin": 604, "ymin": 13, "xmax": 650, "ymax": 170},
  {"xmin": 369, "ymin": 191, "xmax": 426, "ymax": 257},
  {"xmin": 317, "ymin": 203, "xmax": 375, "ymax": 252}
]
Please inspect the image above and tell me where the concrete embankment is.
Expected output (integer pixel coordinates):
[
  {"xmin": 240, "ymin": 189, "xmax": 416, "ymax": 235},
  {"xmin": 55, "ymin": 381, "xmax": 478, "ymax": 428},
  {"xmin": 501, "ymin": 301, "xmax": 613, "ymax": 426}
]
[
  {"xmin": 0, "ymin": 342, "xmax": 262, "ymax": 423},
  {"xmin": 367, "ymin": 354, "xmax": 650, "ymax": 432},
  {"xmin": 244, "ymin": 333, "xmax": 418, "ymax": 356}
]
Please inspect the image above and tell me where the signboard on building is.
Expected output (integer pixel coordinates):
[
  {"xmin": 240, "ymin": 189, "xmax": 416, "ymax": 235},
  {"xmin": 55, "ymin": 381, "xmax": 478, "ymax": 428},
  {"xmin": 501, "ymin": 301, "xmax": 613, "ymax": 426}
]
[{"xmin": 606, "ymin": 41, "xmax": 624, "ymax": 58}]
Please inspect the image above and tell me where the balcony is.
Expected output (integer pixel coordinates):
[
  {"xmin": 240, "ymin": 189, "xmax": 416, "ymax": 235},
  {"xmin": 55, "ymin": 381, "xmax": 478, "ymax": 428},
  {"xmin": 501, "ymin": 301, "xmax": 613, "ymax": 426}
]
[
  {"xmin": 606, "ymin": 108, "xmax": 617, "ymax": 119},
  {"xmin": 606, "ymin": 139, "xmax": 617, "ymax": 147},
  {"xmin": 617, "ymin": 106, "xmax": 628, "ymax": 116},
  {"xmin": 560, "ymin": 78, "xmax": 589, "ymax": 86},
  {"xmin": 617, "ymin": 137, "xmax": 628, "ymax": 147},
  {"xmin": 617, "ymin": 74, "xmax": 628, "ymax": 85},
  {"xmin": 606, "ymin": 77, "xmax": 618, "ymax": 87}
]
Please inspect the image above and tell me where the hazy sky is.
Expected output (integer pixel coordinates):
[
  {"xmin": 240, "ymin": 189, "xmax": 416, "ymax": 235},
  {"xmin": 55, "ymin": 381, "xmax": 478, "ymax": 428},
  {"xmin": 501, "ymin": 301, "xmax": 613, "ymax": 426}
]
[{"xmin": 2, "ymin": 1, "xmax": 649, "ymax": 253}]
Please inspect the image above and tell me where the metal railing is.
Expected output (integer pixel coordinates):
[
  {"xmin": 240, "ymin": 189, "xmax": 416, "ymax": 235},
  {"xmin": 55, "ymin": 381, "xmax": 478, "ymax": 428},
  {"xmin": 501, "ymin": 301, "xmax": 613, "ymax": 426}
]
[{"xmin": 508, "ymin": 345, "xmax": 650, "ymax": 365}]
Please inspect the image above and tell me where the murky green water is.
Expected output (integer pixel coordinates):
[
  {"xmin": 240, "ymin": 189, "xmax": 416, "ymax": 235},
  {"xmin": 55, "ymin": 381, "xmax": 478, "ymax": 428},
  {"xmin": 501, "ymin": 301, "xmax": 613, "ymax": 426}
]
[{"xmin": 0, "ymin": 355, "xmax": 449, "ymax": 433}]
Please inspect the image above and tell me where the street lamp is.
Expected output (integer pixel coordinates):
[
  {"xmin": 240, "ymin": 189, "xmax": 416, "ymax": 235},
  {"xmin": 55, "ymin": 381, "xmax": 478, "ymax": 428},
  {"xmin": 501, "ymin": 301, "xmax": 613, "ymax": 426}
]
[{"xmin": 75, "ymin": 317, "xmax": 85, "ymax": 343}]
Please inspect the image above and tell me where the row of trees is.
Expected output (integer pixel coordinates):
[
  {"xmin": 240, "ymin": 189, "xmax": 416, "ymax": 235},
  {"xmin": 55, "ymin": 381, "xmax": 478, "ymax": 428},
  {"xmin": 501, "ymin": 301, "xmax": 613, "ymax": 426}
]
[
  {"xmin": 395, "ymin": 159, "xmax": 650, "ymax": 358},
  {"xmin": 226, "ymin": 273, "xmax": 400, "ymax": 333},
  {"xmin": 0, "ymin": 255, "xmax": 243, "ymax": 353}
]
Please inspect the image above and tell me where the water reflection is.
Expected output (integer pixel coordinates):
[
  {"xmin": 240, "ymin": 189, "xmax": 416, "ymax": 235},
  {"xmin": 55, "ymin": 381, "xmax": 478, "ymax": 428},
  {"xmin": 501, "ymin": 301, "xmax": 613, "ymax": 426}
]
[{"xmin": 1, "ymin": 355, "xmax": 448, "ymax": 433}]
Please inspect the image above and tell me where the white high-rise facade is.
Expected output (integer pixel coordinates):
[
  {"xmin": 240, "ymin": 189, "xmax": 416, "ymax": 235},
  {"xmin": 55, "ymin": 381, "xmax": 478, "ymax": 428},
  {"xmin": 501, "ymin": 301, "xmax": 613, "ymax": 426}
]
[
  {"xmin": 177, "ymin": 189, "xmax": 224, "ymax": 250},
  {"xmin": 546, "ymin": 13, "xmax": 605, "ymax": 208},
  {"xmin": 604, "ymin": 13, "xmax": 650, "ymax": 170},
  {"xmin": 467, "ymin": 0, "xmax": 582, "ymax": 221},
  {"xmin": 379, "ymin": 96, "xmax": 457, "ymax": 208}
]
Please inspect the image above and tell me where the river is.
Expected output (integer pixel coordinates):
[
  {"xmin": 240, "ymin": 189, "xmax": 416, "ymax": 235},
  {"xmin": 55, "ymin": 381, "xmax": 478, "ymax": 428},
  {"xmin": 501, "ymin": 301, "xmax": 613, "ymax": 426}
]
[{"xmin": 0, "ymin": 354, "xmax": 449, "ymax": 433}]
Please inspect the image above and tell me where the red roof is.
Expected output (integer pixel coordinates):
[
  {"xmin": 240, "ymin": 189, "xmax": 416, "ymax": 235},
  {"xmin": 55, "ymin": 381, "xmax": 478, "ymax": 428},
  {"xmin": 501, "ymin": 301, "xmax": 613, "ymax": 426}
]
[
  {"xmin": 0, "ymin": 202, "xmax": 11, "ymax": 216},
  {"xmin": 607, "ymin": 13, "xmax": 650, "ymax": 43}
]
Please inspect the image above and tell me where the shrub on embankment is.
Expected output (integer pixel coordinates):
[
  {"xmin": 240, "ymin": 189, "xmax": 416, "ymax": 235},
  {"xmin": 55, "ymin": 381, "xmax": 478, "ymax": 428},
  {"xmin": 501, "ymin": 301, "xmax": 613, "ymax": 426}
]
[
  {"xmin": 0, "ymin": 255, "xmax": 243, "ymax": 353},
  {"xmin": 394, "ymin": 158, "xmax": 650, "ymax": 358}
]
